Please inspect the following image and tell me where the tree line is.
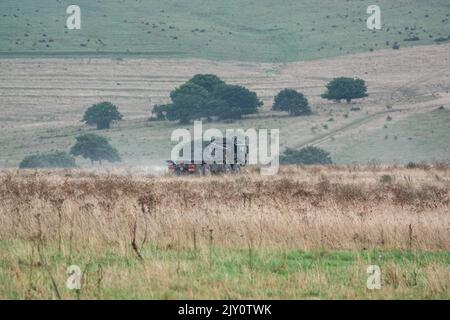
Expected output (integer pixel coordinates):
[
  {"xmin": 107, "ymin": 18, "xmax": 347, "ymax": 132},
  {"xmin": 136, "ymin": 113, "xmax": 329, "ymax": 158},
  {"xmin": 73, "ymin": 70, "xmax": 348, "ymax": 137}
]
[{"xmin": 152, "ymin": 74, "xmax": 368, "ymax": 124}]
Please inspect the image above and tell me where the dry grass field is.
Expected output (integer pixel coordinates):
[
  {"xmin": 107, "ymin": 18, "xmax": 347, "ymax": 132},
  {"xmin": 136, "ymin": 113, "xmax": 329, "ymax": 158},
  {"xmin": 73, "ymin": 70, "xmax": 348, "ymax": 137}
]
[{"xmin": 0, "ymin": 165, "xmax": 449, "ymax": 299}]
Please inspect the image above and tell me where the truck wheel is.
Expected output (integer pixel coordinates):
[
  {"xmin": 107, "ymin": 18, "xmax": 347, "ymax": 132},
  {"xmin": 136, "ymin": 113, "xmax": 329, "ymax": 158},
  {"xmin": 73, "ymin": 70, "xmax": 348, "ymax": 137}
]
[{"xmin": 233, "ymin": 164, "xmax": 241, "ymax": 174}]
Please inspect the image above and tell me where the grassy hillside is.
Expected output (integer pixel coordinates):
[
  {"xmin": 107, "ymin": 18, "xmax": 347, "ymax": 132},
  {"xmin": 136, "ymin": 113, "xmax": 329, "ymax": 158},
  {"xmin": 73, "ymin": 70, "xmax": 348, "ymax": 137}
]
[
  {"xmin": 327, "ymin": 108, "xmax": 450, "ymax": 164},
  {"xmin": 2, "ymin": 103, "xmax": 449, "ymax": 168},
  {"xmin": 1, "ymin": 0, "xmax": 449, "ymax": 62}
]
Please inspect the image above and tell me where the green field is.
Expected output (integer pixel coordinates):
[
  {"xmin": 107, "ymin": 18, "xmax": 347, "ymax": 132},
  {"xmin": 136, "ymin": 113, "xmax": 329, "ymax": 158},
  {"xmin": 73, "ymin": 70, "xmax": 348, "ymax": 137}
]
[
  {"xmin": 1, "ymin": 240, "xmax": 448, "ymax": 299},
  {"xmin": 1, "ymin": 0, "xmax": 449, "ymax": 62},
  {"xmin": 324, "ymin": 108, "xmax": 450, "ymax": 164}
]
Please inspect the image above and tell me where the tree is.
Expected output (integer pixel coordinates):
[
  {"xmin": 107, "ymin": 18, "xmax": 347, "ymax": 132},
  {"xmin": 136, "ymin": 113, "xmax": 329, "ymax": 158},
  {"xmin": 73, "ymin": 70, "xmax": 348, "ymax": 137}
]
[
  {"xmin": 165, "ymin": 82, "xmax": 209, "ymax": 124},
  {"xmin": 272, "ymin": 89, "xmax": 311, "ymax": 116},
  {"xmin": 19, "ymin": 151, "xmax": 76, "ymax": 169},
  {"xmin": 151, "ymin": 104, "xmax": 170, "ymax": 120},
  {"xmin": 321, "ymin": 77, "xmax": 368, "ymax": 103},
  {"xmin": 213, "ymin": 84, "xmax": 263, "ymax": 119},
  {"xmin": 280, "ymin": 146, "xmax": 332, "ymax": 165},
  {"xmin": 70, "ymin": 134, "xmax": 121, "ymax": 165},
  {"xmin": 189, "ymin": 74, "xmax": 225, "ymax": 93},
  {"xmin": 170, "ymin": 82, "xmax": 209, "ymax": 102},
  {"xmin": 82, "ymin": 102, "xmax": 123, "ymax": 130},
  {"xmin": 167, "ymin": 94, "xmax": 207, "ymax": 124},
  {"xmin": 204, "ymin": 98, "xmax": 229, "ymax": 119},
  {"xmin": 155, "ymin": 74, "xmax": 263, "ymax": 123}
]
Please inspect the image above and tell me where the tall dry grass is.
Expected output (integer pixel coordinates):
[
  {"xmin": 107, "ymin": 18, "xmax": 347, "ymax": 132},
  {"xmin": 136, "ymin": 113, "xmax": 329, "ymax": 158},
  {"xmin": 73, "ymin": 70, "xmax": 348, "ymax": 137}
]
[{"xmin": 0, "ymin": 164, "xmax": 449, "ymax": 252}]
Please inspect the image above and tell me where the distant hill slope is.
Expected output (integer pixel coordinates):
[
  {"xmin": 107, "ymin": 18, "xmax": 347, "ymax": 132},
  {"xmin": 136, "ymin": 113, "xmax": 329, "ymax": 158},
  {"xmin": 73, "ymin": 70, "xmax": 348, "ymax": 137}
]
[
  {"xmin": 0, "ymin": 0, "xmax": 449, "ymax": 62},
  {"xmin": 328, "ymin": 108, "xmax": 450, "ymax": 164}
]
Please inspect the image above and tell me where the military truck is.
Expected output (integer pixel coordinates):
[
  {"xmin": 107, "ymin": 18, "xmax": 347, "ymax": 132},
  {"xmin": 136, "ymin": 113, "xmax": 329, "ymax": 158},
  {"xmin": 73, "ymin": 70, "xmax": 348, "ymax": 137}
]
[{"xmin": 167, "ymin": 137, "xmax": 249, "ymax": 175}]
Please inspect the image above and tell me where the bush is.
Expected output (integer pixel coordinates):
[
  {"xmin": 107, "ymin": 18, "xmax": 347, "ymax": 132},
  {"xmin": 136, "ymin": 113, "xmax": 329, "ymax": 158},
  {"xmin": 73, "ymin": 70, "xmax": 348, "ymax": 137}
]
[
  {"xmin": 404, "ymin": 36, "xmax": 420, "ymax": 41},
  {"xmin": 280, "ymin": 146, "xmax": 332, "ymax": 165},
  {"xmin": 434, "ymin": 37, "xmax": 449, "ymax": 43},
  {"xmin": 19, "ymin": 151, "xmax": 76, "ymax": 169},
  {"xmin": 405, "ymin": 162, "xmax": 430, "ymax": 170},
  {"xmin": 380, "ymin": 174, "xmax": 394, "ymax": 184}
]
